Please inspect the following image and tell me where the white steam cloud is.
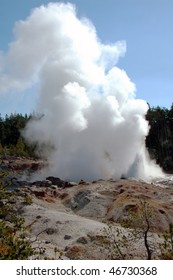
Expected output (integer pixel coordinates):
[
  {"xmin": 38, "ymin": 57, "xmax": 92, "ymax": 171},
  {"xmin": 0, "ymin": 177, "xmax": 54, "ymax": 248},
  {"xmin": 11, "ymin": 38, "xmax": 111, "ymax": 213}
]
[{"xmin": 0, "ymin": 3, "xmax": 164, "ymax": 181}]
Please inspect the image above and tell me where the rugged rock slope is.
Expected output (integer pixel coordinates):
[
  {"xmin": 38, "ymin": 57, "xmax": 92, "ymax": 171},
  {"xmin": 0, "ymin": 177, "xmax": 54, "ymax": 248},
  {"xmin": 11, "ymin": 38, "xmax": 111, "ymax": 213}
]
[
  {"xmin": 1, "ymin": 157, "xmax": 173, "ymax": 259},
  {"xmin": 15, "ymin": 177, "xmax": 173, "ymax": 259}
]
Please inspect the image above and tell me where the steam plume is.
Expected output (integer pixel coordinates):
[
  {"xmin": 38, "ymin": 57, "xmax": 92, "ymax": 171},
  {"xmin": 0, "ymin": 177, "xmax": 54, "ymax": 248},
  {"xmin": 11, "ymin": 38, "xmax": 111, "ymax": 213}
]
[{"xmin": 1, "ymin": 3, "xmax": 164, "ymax": 181}]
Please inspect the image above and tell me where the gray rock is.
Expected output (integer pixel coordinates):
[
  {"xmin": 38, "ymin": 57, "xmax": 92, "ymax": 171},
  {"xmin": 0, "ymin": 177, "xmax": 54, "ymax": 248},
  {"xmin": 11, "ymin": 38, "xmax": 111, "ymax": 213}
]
[
  {"xmin": 46, "ymin": 176, "xmax": 65, "ymax": 188},
  {"xmin": 64, "ymin": 235, "xmax": 72, "ymax": 240},
  {"xmin": 46, "ymin": 227, "xmax": 57, "ymax": 235},
  {"xmin": 71, "ymin": 191, "xmax": 91, "ymax": 210},
  {"xmin": 40, "ymin": 180, "xmax": 52, "ymax": 187},
  {"xmin": 76, "ymin": 236, "xmax": 88, "ymax": 244}
]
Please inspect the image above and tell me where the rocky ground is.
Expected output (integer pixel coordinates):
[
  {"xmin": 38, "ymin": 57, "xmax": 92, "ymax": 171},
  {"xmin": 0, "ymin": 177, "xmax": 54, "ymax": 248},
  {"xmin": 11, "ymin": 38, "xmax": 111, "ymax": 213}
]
[{"xmin": 1, "ymin": 157, "xmax": 173, "ymax": 259}]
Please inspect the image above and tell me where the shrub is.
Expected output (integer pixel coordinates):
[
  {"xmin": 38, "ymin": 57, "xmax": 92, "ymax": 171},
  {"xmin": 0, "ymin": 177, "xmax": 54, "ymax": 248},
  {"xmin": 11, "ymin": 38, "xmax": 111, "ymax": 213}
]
[
  {"xmin": 159, "ymin": 224, "xmax": 173, "ymax": 259},
  {"xmin": 0, "ymin": 172, "xmax": 34, "ymax": 259}
]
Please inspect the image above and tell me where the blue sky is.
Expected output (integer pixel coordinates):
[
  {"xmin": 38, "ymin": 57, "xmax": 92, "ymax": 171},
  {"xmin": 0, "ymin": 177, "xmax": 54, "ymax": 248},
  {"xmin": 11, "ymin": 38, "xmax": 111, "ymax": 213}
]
[{"xmin": 0, "ymin": 0, "xmax": 173, "ymax": 116}]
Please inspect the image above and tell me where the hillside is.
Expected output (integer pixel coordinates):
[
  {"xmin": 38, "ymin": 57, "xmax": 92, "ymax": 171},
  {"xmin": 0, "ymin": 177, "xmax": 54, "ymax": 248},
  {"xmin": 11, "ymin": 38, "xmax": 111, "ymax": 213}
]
[{"xmin": 1, "ymin": 157, "xmax": 173, "ymax": 259}]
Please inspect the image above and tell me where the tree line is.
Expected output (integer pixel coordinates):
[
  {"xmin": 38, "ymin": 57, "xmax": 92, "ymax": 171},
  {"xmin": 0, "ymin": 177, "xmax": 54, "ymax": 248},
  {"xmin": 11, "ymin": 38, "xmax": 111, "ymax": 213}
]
[
  {"xmin": 0, "ymin": 113, "xmax": 36, "ymax": 158},
  {"xmin": 146, "ymin": 104, "xmax": 173, "ymax": 173},
  {"xmin": 0, "ymin": 104, "xmax": 173, "ymax": 173}
]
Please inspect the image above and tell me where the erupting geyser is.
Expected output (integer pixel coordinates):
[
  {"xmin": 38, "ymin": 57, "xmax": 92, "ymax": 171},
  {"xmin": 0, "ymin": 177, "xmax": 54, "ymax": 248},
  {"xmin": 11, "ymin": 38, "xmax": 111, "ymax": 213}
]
[{"xmin": 1, "ymin": 3, "xmax": 164, "ymax": 181}]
